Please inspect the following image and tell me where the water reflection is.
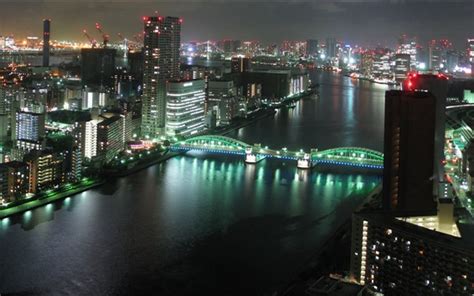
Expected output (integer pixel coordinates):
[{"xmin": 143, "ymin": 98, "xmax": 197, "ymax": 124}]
[{"xmin": 0, "ymin": 71, "xmax": 385, "ymax": 295}]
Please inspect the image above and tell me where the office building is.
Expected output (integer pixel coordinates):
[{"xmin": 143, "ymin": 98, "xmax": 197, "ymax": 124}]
[
  {"xmin": 350, "ymin": 209, "xmax": 473, "ymax": 295},
  {"xmin": 15, "ymin": 111, "xmax": 45, "ymax": 142},
  {"xmin": 306, "ymin": 39, "xmax": 318, "ymax": 57},
  {"xmin": 394, "ymin": 54, "xmax": 411, "ymax": 83},
  {"xmin": 383, "ymin": 90, "xmax": 437, "ymax": 213},
  {"xmin": 231, "ymin": 57, "xmax": 250, "ymax": 73},
  {"xmin": 0, "ymin": 161, "xmax": 30, "ymax": 204},
  {"xmin": 207, "ymin": 80, "xmax": 236, "ymax": 111},
  {"xmin": 141, "ymin": 16, "xmax": 182, "ymax": 138},
  {"xmin": 236, "ymin": 70, "xmax": 309, "ymax": 101},
  {"xmin": 165, "ymin": 79, "xmax": 206, "ymax": 137},
  {"xmin": 81, "ymin": 48, "xmax": 117, "ymax": 89},
  {"xmin": 97, "ymin": 115, "xmax": 125, "ymax": 163},
  {"xmin": 42, "ymin": 19, "xmax": 50, "ymax": 67}
]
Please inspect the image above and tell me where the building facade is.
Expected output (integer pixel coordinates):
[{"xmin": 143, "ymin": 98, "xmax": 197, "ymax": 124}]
[
  {"xmin": 0, "ymin": 161, "xmax": 30, "ymax": 204},
  {"xmin": 350, "ymin": 210, "xmax": 473, "ymax": 295},
  {"xmin": 141, "ymin": 16, "xmax": 181, "ymax": 138},
  {"xmin": 165, "ymin": 79, "xmax": 206, "ymax": 137},
  {"xmin": 383, "ymin": 90, "xmax": 437, "ymax": 213}
]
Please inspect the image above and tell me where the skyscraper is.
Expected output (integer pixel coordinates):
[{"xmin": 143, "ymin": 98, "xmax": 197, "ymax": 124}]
[
  {"xmin": 42, "ymin": 19, "xmax": 50, "ymax": 67},
  {"xmin": 141, "ymin": 15, "xmax": 182, "ymax": 138},
  {"xmin": 383, "ymin": 90, "xmax": 437, "ymax": 213}
]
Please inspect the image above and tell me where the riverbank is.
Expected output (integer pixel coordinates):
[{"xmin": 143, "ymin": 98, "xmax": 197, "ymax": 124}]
[
  {"xmin": 0, "ymin": 179, "xmax": 105, "ymax": 219},
  {"xmin": 104, "ymin": 151, "xmax": 182, "ymax": 178}
]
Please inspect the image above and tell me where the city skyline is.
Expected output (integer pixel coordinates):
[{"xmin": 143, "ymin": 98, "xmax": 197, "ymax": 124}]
[{"xmin": 0, "ymin": 1, "xmax": 474, "ymax": 48}]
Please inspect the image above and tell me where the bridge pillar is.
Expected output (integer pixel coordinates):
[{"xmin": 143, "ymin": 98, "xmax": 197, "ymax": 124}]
[
  {"xmin": 245, "ymin": 153, "xmax": 258, "ymax": 164},
  {"xmin": 245, "ymin": 147, "xmax": 267, "ymax": 164},
  {"xmin": 297, "ymin": 153, "xmax": 314, "ymax": 169}
]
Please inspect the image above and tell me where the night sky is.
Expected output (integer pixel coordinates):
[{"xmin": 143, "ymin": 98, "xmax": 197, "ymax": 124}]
[{"xmin": 0, "ymin": 0, "xmax": 473, "ymax": 48}]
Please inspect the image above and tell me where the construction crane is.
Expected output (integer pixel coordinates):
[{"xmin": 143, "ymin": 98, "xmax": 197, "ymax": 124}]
[
  {"xmin": 83, "ymin": 29, "xmax": 97, "ymax": 48},
  {"xmin": 117, "ymin": 33, "xmax": 129, "ymax": 58},
  {"xmin": 95, "ymin": 22, "xmax": 109, "ymax": 48}
]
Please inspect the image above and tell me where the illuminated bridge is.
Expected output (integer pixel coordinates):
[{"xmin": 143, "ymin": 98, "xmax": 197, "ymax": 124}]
[{"xmin": 170, "ymin": 135, "xmax": 383, "ymax": 172}]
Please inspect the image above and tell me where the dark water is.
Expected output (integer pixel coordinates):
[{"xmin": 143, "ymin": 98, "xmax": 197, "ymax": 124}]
[{"xmin": 0, "ymin": 71, "xmax": 386, "ymax": 296}]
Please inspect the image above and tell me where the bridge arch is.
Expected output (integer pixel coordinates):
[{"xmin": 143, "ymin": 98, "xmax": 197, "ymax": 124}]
[
  {"xmin": 313, "ymin": 147, "xmax": 384, "ymax": 163},
  {"xmin": 173, "ymin": 135, "xmax": 251, "ymax": 151}
]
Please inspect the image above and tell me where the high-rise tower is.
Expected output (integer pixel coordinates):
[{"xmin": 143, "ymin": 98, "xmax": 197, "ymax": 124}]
[
  {"xmin": 141, "ymin": 15, "xmax": 182, "ymax": 138},
  {"xmin": 42, "ymin": 19, "xmax": 50, "ymax": 67}
]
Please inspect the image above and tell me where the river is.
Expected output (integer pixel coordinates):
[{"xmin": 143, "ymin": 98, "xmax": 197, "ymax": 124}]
[{"xmin": 0, "ymin": 71, "xmax": 387, "ymax": 295}]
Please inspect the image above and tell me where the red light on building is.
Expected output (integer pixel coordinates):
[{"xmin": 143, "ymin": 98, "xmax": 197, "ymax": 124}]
[
  {"xmin": 179, "ymin": 18, "xmax": 183, "ymax": 24},
  {"xmin": 142, "ymin": 16, "xmax": 148, "ymax": 21}
]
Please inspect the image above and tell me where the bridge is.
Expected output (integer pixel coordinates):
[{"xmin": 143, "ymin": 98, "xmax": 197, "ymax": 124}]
[{"xmin": 170, "ymin": 135, "xmax": 383, "ymax": 172}]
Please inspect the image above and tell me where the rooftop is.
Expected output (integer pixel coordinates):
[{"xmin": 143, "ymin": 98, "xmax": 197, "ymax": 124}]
[{"xmin": 396, "ymin": 215, "xmax": 461, "ymax": 237}]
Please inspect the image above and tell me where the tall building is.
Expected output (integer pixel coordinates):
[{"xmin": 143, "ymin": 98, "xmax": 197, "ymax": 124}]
[
  {"xmin": 141, "ymin": 16, "xmax": 182, "ymax": 138},
  {"xmin": 231, "ymin": 57, "xmax": 250, "ymax": 73},
  {"xmin": 81, "ymin": 119, "xmax": 100, "ymax": 159},
  {"xmin": 70, "ymin": 146, "xmax": 82, "ymax": 182},
  {"xmin": 325, "ymin": 37, "xmax": 337, "ymax": 58},
  {"xmin": 165, "ymin": 79, "xmax": 206, "ymax": 137},
  {"xmin": 403, "ymin": 74, "xmax": 449, "ymax": 193},
  {"xmin": 81, "ymin": 48, "xmax": 117, "ymax": 89},
  {"xmin": 468, "ymin": 39, "xmax": 474, "ymax": 77},
  {"xmin": 306, "ymin": 39, "xmax": 318, "ymax": 57},
  {"xmin": 394, "ymin": 54, "xmax": 411, "ymax": 83},
  {"xmin": 383, "ymin": 90, "xmax": 437, "ymax": 213},
  {"xmin": 398, "ymin": 35, "xmax": 417, "ymax": 69},
  {"xmin": 42, "ymin": 19, "xmax": 50, "ymax": 67}
]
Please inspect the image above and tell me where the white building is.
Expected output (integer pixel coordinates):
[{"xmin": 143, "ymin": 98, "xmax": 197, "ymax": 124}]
[
  {"xmin": 165, "ymin": 79, "xmax": 206, "ymax": 137},
  {"xmin": 83, "ymin": 119, "xmax": 100, "ymax": 159}
]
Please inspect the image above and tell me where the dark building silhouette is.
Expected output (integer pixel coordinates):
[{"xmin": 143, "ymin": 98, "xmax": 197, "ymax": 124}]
[
  {"xmin": 306, "ymin": 39, "xmax": 318, "ymax": 57},
  {"xmin": 81, "ymin": 48, "xmax": 117, "ymax": 89},
  {"xmin": 383, "ymin": 90, "xmax": 437, "ymax": 213},
  {"xmin": 42, "ymin": 19, "xmax": 50, "ymax": 67},
  {"xmin": 127, "ymin": 51, "xmax": 144, "ymax": 84},
  {"xmin": 231, "ymin": 57, "xmax": 250, "ymax": 73},
  {"xmin": 402, "ymin": 73, "xmax": 448, "ymax": 189}
]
